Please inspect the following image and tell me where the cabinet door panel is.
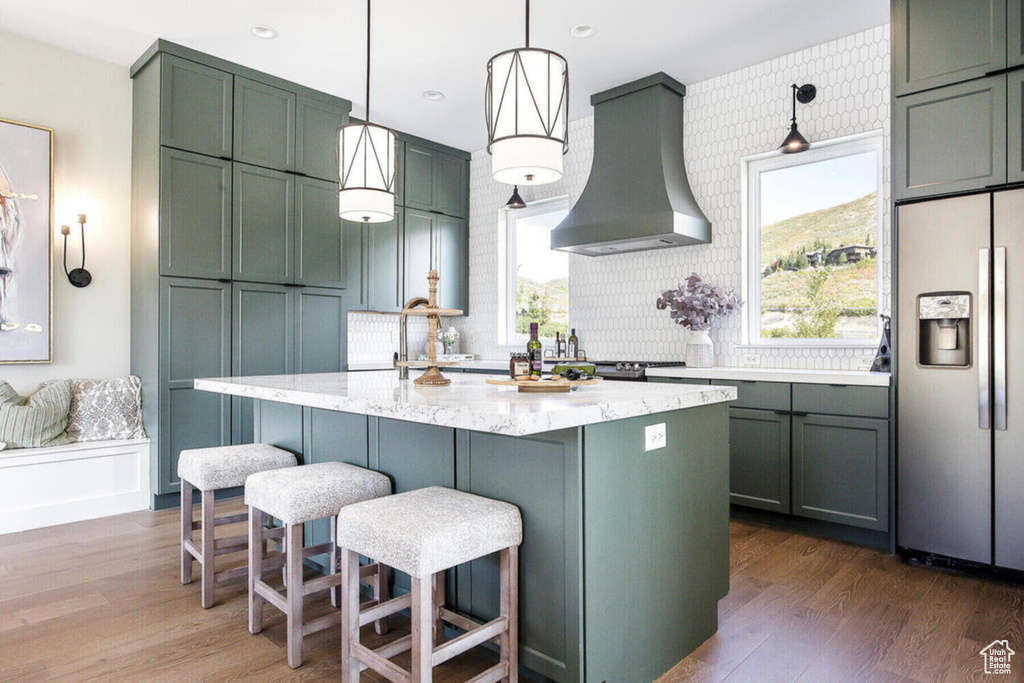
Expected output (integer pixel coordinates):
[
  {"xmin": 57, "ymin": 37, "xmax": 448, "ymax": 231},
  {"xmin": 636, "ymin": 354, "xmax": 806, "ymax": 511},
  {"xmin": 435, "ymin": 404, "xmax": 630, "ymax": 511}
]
[
  {"xmin": 434, "ymin": 215, "xmax": 468, "ymax": 311},
  {"xmin": 233, "ymin": 164, "xmax": 294, "ymax": 284},
  {"xmin": 159, "ymin": 278, "xmax": 232, "ymax": 494},
  {"xmin": 159, "ymin": 149, "xmax": 232, "ymax": 279},
  {"xmin": 232, "ymin": 283, "xmax": 294, "ymax": 444},
  {"xmin": 434, "ymin": 153, "xmax": 467, "ymax": 218},
  {"xmin": 296, "ymin": 96, "xmax": 346, "ymax": 180},
  {"xmin": 295, "ymin": 176, "xmax": 345, "ymax": 288},
  {"xmin": 729, "ymin": 408, "xmax": 791, "ymax": 513},
  {"xmin": 1012, "ymin": 0, "xmax": 1024, "ymax": 66},
  {"xmin": 295, "ymin": 288, "xmax": 347, "ymax": 374},
  {"xmin": 404, "ymin": 144, "xmax": 435, "ymax": 210},
  {"xmin": 403, "ymin": 209, "xmax": 434, "ymax": 301},
  {"xmin": 893, "ymin": 0, "xmax": 1006, "ymax": 96},
  {"xmin": 366, "ymin": 209, "xmax": 404, "ymax": 313},
  {"xmin": 159, "ymin": 55, "xmax": 233, "ymax": 158},
  {"xmin": 304, "ymin": 409, "xmax": 369, "ymax": 552},
  {"xmin": 343, "ymin": 221, "xmax": 365, "ymax": 307},
  {"xmin": 710, "ymin": 379, "xmax": 789, "ymax": 411},
  {"xmin": 792, "ymin": 414, "xmax": 888, "ymax": 531},
  {"xmin": 1009, "ymin": 71, "xmax": 1024, "ymax": 184},
  {"xmin": 233, "ymin": 77, "xmax": 296, "ymax": 171},
  {"xmin": 894, "ymin": 76, "xmax": 1007, "ymax": 200}
]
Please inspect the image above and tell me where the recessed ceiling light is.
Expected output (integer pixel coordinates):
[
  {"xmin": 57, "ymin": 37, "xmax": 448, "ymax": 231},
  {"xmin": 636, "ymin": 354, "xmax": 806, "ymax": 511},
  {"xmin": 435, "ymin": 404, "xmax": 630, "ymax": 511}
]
[
  {"xmin": 251, "ymin": 25, "xmax": 278, "ymax": 39},
  {"xmin": 569, "ymin": 24, "xmax": 597, "ymax": 39},
  {"xmin": 422, "ymin": 90, "xmax": 446, "ymax": 101}
]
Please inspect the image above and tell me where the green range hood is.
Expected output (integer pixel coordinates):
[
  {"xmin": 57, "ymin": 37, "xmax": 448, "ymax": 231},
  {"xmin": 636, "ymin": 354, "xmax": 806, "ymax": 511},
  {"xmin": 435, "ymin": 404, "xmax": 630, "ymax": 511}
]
[{"xmin": 550, "ymin": 73, "xmax": 711, "ymax": 256}]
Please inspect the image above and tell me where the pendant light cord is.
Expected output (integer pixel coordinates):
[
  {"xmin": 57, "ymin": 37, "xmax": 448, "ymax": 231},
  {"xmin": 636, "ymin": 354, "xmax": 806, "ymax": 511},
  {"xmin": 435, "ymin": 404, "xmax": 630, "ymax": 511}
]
[
  {"xmin": 366, "ymin": 0, "xmax": 372, "ymax": 123},
  {"xmin": 525, "ymin": 0, "xmax": 530, "ymax": 48},
  {"xmin": 790, "ymin": 84, "xmax": 797, "ymax": 127}
]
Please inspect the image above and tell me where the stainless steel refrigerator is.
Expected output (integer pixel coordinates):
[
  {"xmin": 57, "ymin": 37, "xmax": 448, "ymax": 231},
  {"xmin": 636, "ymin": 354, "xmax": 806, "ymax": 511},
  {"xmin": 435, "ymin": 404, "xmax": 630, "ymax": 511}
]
[{"xmin": 896, "ymin": 189, "xmax": 1023, "ymax": 571}]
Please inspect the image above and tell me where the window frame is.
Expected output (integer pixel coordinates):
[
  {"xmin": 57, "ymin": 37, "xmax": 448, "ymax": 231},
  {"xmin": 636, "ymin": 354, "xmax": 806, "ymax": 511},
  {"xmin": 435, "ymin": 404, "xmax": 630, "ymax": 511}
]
[
  {"xmin": 741, "ymin": 131, "xmax": 885, "ymax": 348},
  {"xmin": 497, "ymin": 195, "xmax": 571, "ymax": 347}
]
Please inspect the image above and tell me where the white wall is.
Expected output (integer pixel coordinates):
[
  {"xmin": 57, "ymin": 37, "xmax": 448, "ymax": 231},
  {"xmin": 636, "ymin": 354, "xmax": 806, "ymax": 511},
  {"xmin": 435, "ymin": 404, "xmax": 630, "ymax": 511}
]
[
  {"xmin": 457, "ymin": 25, "xmax": 891, "ymax": 370},
  {"xmin": 0, "ymin": 30, "xmax": 132, "ymax": 394}
]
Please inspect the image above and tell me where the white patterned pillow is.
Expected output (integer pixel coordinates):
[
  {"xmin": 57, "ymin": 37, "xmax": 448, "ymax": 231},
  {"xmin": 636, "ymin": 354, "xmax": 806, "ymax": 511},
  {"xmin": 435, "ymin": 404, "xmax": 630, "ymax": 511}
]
[{"xmin": 58, "ymin": 376, "xmax": 147, "ymax": 442}]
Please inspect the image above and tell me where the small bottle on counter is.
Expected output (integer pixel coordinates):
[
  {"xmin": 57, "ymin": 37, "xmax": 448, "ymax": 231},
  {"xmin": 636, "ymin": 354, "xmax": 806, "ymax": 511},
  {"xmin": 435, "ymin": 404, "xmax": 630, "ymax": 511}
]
[
  {"xmin": 527, "ymin": 323, "xmax": 543, "ymax": 378},
  {"xmin": 567, "ymin": 328, "xmax": 579, "ymax": 359},
  {"xmin": 509, "ymin": 352, "xmax": 530, "ymax": 379},
  {"xmin": 555, "ymin": 331, "xmax": 566, "ymax": 358}
]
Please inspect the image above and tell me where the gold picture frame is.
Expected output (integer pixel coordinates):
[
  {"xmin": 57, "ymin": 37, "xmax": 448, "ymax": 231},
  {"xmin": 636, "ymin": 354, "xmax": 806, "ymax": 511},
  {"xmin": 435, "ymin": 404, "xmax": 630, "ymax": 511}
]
[{"xmin": 0, "ymin": 117, "xmax": 54, "ymax": 364}]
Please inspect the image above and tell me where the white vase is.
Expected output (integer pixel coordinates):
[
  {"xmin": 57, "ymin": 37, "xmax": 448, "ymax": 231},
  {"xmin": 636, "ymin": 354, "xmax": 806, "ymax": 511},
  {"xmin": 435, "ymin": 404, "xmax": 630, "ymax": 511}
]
[{"xmin": 685, "ymin": 329, "xmax": 715, "ymax": 368}]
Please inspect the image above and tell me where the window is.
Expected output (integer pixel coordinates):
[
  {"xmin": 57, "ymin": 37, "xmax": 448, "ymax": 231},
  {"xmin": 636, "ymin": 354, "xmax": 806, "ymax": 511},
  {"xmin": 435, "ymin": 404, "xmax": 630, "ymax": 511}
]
[
  {"xmin": 744, "ymin": 132, "xmax": 883, "ymax": 344},
  {"xmin": 498, "ymin": 196, "xmax": 570, "ymax": 345}
]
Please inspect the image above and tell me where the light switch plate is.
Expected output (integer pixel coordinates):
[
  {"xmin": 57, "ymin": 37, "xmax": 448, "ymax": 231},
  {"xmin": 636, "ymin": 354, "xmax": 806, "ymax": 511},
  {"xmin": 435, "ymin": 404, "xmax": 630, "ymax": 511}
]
[{"xmin": 645, "ymin": 423, "xmax": 666, "ymax": 451}]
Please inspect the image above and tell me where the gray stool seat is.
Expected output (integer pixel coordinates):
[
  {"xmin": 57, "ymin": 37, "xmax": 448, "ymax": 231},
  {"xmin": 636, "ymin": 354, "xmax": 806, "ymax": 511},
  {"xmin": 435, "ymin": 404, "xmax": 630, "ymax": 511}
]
[
  {"xmin": 245, "ymin": 462, "xmax": 391, "ymax": 525},
  {"xmin": 177, "ymin": 443, "xmax": 296, "ymax": 491},
  {"xmin": 335, "ymin": 486, "xmax": 523, "ymax": 579}
]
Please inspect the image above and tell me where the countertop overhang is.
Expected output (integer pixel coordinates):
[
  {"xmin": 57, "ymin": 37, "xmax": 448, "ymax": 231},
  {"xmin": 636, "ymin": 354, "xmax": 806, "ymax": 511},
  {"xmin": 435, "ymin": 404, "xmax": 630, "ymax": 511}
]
[{"xmin": 194, "ymin": 371, "xmax": 737, "ymax": 437}]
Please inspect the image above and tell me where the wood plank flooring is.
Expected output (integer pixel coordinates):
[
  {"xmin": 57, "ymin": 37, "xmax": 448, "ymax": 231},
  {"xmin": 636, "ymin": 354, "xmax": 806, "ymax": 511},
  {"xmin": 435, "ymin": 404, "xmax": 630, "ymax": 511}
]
[{"xmin": 2, "ymin": 502, "xmax": 1022, "ymax": 682}]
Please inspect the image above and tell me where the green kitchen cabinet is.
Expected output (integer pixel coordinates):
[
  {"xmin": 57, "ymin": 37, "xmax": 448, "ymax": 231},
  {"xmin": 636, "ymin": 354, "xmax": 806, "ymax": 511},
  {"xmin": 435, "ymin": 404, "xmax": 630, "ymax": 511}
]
[
  {"xmin": 294, "ymin": 287, "xmax": 348, "ymax": 374},
  {"xmin": 159, "ymin": 54, "xmax": 233, "ymax": 159},
  {"xmin": 403, "ymin": 208, "xmax": 468, "ymax": 311},
  {"xmin": 1009, "ymin": 70, "xmax": 1024, "ymax": 183},
  {"xmin": 365, "ymin": 209, "xmax": 405, "ymax": 313},
  {"xmin": 892, "ymin": 0, "xmax": 1007, "ymax": 96},
  {"xmin": 232, "ymin": 282, "xmax": 294, "ymax": 444},
  {"xmin": 403, "ymin": 143, "xmax": 468, "ymax": 218},
  {"xmin": 295, "ymin": 176, "xmax": 345, "ymax": 288},
  {"xmin": 296, "ymin": 96, "xmax": 347, "ymax": 181},
  {"xmin": 233, "ymin": 76, "xmax": 296, "ymax": 171},
  {"xmin": 343, "ymin": 220, "xmax": 366, "ymax": 306},
  {"xmin": 1011, "ymin": 0, "xmax": 1024, "ymax": 66},
  {"xmin": 232, "ymin": 163, "xmax": 295, "ymax": 284},
  {"xmin": 403, "ymin": 208, "xmax": 434, "ymax": 300},
  {"xmin": 159, "ymin": 148, "xmax": 232, "ymax": 280},
  {"xmin": 792, "ymin": 413, "xmax": 889, "ymax": 531},
  {"xmin": 157, "ymin": 278, "xmax": 232, "ymax": 494},
  {"xmin": 894, "ymin": 75, "xmax": 1007, "ymax": 200},
  {"xmin": 727, "ymin": 408, "xmax": 791, "ymax": 513}
]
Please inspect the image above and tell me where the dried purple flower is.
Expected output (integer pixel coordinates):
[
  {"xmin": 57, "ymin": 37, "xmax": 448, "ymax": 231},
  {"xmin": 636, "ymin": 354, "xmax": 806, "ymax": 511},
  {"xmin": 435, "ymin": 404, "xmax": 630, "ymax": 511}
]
[{"xmin": 654, "ymin": 273, "xmax": 743, "ymax": 331}]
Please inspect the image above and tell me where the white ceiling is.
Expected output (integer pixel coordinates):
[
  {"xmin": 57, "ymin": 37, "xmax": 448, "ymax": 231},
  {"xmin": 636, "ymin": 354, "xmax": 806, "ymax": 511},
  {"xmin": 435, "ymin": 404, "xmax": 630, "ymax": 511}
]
[{"xmin": 0, "ymin": 0, "xmax": 888, "ymax": 152}]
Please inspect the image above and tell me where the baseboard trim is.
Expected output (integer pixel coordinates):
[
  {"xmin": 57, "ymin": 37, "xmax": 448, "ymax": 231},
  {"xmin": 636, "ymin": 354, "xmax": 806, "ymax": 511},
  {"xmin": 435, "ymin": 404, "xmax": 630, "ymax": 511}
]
[{"xmin": 0, "ymin": 490, "xmax": 150, "ymax": 535}]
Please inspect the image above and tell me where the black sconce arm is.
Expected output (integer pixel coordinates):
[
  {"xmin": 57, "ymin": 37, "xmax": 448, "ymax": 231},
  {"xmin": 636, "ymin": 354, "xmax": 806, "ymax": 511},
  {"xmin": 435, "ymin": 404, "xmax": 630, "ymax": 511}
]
[{"xmin": 61, "ymin": 214, "xmax": 92, "ymax": 288}]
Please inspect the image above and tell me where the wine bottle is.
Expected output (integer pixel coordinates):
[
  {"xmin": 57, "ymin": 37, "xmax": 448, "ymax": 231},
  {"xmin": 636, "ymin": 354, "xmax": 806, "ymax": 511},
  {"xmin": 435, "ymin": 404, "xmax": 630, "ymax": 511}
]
[
  {"xmin": 555, "ymin": 331, "xmax": 565, "ymax": 358},
  {"xmin": 527, "ymin": 323, "xmax": 543, "ymax": 378},
  {"xmin": 567, "ymin": 328, "xmax": 578, "ymax": 359}
]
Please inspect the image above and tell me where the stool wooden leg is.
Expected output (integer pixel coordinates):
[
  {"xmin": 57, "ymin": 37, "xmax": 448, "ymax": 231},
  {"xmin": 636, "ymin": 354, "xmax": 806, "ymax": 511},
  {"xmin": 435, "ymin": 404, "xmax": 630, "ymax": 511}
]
[
  {"xmin": 200, "ymin": 489, "xmax": 215, "ymax": 609},
  {"xmin": 411, "ymin": 575, "xmax": 434, "ymax": 683},
  {"xmin": 433, "ymin": 570, "xmax": 446, "ymax": 646},
  {"xmin": 375, "ymin": 561, "xmax": 390, "ymax": 636},
  {"xmin": 339, "ymin": 548, "xmax": 360, "ymax": 683},
  {"xmin": 285, "ymin": 523, "xmax": 304, "ymax": 669},
  {"xmin": 248, "ymin": 506, "xmax": 265, "ymax": 635},
  {"xmin": 500, "ymin": 546, "xmax": 519, "ymax": 683},
  {"xmin": 330, "ymin": 515, "xmax": 340, "ymax": 609},
  {"xmin": 180, "ymin": 479, "xmax": 193, "ymax": 585}
]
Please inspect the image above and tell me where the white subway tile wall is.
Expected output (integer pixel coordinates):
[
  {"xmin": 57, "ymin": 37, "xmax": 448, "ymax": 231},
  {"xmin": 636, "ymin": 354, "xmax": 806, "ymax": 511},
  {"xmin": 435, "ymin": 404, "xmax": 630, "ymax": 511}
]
[
  {"xmin": 454, "ymin": 25, "xmax": 891, "ymax": 370},
  {"xmin": 347, "ymin": 313, "xmax": 431, "ymax": 367}
]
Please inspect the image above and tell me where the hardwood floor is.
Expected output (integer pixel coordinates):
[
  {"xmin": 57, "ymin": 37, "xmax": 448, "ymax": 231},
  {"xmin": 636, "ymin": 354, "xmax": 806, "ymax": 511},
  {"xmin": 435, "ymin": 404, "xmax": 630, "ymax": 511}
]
[{"xmin": 2, "ymin": 503, "xmax": 1021, "ymax": 682}]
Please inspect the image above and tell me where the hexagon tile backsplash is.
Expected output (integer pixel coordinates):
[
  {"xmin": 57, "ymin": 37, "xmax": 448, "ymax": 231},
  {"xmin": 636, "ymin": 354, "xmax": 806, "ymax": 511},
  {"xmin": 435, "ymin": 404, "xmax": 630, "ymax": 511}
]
[{"xmin": 351, "ymin": 25, "xmax": 891, "ymax": 371}]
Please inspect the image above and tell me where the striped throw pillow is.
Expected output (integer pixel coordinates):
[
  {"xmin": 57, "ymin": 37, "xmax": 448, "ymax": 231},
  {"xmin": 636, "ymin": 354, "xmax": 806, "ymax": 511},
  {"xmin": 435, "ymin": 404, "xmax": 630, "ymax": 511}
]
[{"xmin": 0, "ymin": 380, "xmax": 72, "ymax": 449}]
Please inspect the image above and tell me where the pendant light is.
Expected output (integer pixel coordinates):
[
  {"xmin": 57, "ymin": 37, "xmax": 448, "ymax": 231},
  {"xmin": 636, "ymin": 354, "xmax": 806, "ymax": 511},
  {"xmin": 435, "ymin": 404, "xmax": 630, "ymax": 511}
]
[
  {"xmin": 485, "ymin": 0, "xmax": 569, "ymax": 186},
  {"xmin": 505, "ymin": 186, "xmax": 526, "ymax": 209},
  {"xmin": 779, "ymin": 83, "xmax": 816, "ymax": 154},
  {"xmin": 338, "ymin": 0, "xmax": 397, "ymax": 223}
]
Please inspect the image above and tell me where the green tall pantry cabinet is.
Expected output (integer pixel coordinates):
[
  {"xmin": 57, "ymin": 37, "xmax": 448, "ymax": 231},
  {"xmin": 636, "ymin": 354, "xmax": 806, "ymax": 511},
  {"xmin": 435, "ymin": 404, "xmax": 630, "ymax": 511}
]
[{"xmin": 131, "ymin": 41, "xmax": 353, "ymax": 509}]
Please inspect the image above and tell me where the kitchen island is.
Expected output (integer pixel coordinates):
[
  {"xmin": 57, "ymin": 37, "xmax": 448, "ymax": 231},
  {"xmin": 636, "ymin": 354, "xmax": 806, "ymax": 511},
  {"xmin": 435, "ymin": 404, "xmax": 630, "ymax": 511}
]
[{"xmin": 195, "ymin": 371, "xmax": 736, "ymax": 683}]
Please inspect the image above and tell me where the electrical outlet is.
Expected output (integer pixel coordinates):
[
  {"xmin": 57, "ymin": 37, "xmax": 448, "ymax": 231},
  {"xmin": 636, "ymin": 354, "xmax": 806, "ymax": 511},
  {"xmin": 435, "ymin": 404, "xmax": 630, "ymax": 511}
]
[
  {"xmin": 858, "ymin": 356, "xmax": 874, "ymax": 370},
  {"xmin": 645, "ymin": 423, "xmax": 666, "ymax": 451},
  {"xmin": 742, "ymin": 354, "xmax": 761, "ymax": 367}
]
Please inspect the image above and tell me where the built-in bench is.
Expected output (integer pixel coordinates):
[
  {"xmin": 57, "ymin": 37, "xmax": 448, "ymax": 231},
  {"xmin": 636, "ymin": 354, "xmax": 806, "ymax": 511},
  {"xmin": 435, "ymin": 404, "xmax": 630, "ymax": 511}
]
[{"xmin": 0, "ymin": 438, "xmax": 151, "ymax": 535}]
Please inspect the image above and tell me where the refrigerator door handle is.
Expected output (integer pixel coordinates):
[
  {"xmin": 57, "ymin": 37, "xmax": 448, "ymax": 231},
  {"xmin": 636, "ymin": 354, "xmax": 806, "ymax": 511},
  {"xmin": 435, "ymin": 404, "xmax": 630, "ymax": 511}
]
[
  {"xmin": 980, "ymin": 248, "xmax": 991, "ymax": 430},
  {"xmin": 994, "ymin": 246, "xmax": 1007, "ymax": 431}
]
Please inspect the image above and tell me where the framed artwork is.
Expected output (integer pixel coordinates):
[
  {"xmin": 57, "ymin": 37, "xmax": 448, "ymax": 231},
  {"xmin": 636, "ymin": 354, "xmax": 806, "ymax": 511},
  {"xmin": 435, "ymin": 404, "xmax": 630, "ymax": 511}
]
[{"xmin": 0, "ymin": 117, "xmax": 53, "ymax": 364}]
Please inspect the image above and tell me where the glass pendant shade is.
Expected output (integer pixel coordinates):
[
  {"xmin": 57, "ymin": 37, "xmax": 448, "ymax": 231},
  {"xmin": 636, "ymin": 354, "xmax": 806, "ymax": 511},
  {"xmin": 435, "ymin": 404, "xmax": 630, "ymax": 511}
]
[
  {"xmin": 338, "ymin": 122, "xmax": 397, "ymax": 223},
  {"xmin": 486, "ymin": 47, "xmax": 568, "ymax": 186}
]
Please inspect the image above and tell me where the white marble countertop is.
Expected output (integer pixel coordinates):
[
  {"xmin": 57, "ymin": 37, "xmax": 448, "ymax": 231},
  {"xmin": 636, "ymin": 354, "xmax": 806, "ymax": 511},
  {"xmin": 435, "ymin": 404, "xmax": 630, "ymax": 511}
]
[
  {"xmin": 646, "ymin": 366, "xmax": 890, "ymax": 387},
  {"xmin": 194, "ymin": 371, "xmax": 736, "ymax": 437}
]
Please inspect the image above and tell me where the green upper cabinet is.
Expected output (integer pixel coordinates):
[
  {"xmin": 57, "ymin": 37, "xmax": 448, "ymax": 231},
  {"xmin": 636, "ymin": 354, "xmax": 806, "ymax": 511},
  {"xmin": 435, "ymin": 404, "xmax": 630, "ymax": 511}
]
[
  {"xmin": 403, "ymin": 208, "xmax": 434, "ymax": 300},
  {"xmin": 1009, "ymin": 70, "xmax": 1024, "ymax": 183},
  {"xmin": 343, "ymin": 220, "xmax": 366, "ymax": 307},
  {"xmin": 295, "ymin": 176, "xmax": 345, "ymax": 288},
  {"xmin": 233, "ymin": 163, "xmax": 295, "ymax": 284},
  {"xmin": 403, "ymin": 142, "xmax": 468, "ymax": 218},
  {"xmin": 159, "ymin": 54, "xmax": 233, "ymax": 158},
  {"xmin": 294, "ymin": 287, "xmax": 347, "ymax": 374},
  {"xmin": 1011, "ymin": 0, "xmax": 1024, "ymax": 66},
  {"xmin": 296, "ymin": 96, "xmax": 347, "ymax": 181},
  {"xmin": 365, "ymin": 209, "xmax": 405, "ymax": 313},
  {"xmin": 233, "ymin": 77, "xmax": 296, "ymax": 171},
  {"xmin": 395, "ymin": 139, "xmax": 406, "ymax": 206},
  {"xmin": 434, "ymin": 215, "xmax": 468, "ymax": 311},
  {"xmin": 159, "ymin": 148, "xmax": 232, "ymax": 279},
  {"xmin": 894, "ymin": 75, "xmax": 1007, "ymax": 200},
  {"xmin": 893, "ymin": 0, "xmax": 1007, "ymax": 97}
]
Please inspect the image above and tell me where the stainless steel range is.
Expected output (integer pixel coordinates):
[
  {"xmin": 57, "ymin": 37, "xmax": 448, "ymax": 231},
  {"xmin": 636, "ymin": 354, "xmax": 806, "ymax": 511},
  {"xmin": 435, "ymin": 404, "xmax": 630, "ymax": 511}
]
[{"xmin": 591, "ymin": 361, "xmax": 686, "ymax": 382}]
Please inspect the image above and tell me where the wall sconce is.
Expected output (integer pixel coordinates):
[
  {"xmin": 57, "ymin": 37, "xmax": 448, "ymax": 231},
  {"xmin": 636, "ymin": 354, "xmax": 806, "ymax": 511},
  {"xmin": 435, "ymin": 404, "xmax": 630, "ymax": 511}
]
[
  {"xmin": 779, "ymin": 83, "xmax": 816, "ymax": 154},
  {"xmin": 60, "ymin": 213, "xmax": 92, "ymax": 287}
]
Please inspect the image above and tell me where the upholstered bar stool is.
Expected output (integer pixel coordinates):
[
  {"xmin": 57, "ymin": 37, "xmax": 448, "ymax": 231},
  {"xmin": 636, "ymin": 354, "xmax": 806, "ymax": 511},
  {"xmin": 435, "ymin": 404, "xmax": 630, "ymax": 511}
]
[
  {"xmin": 244, "ymin": 461, "xmax": 392, "ymax": 669},
  {"xmin": 335, "ymin": 486, "xmax": 523, "ymax": 683},
  {"xmin": 178, "ymin": 443, "xmax": 297, "ymax": 608}
]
